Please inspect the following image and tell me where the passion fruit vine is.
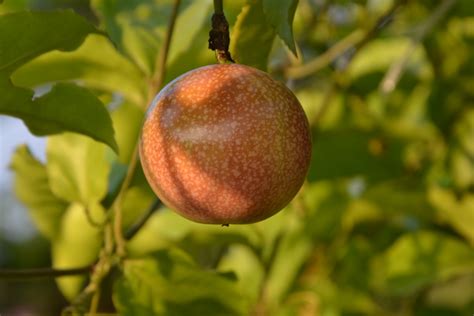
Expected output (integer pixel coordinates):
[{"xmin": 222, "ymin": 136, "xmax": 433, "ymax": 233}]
[{"xmin": 139, "ymin": 63, "xmax": 311, "ymax": 224}]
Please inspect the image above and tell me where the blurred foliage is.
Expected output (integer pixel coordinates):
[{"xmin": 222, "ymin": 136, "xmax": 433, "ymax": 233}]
[{"xmin": 1, "ymin": 0, "xmax": 474, "ymax": 315}]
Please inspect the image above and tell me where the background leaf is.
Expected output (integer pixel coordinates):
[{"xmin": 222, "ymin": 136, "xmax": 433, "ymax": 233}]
[
  {"xmin": 308, "ymin": 129, "xmax": 406, "ymax": 182},
  {"xmin": 10, "ymin": 145, "xmax": 68, "ymax": 240},
  {"xmin": 428, "ymin": 187, "xmax": 474, "ymax": 246},
  {"xmin": 113, "ymin": 248, "xmax": 247, "ymax": 316},
  {"xmin": 46, "ymin": 133, "xmax": 111, "ymax": 205},
  {"xmin": 52, "ymin": 203, "xmax": 103, "ymax": 300},
  {"xmin": 371, "ymin": 231, "xmax": 474, "ymax": 295},
  {"xmin": 231, "ymin": 0, "xmax": 276, "ymax": 70},
  {"xmin": 262, "ymin": 0, "xmax": 298, "ymax": 55}
]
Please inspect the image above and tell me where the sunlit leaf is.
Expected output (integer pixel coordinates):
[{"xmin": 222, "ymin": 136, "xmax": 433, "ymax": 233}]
[
  {"xmin": 10, "ymin": 145, "xmax": 68, "ymax": 240},
  {"xmin": 264, "ymin": 222, "xmax": 312, "ymax": 305},
  {"xmin": 113, "ymin": 248, "xmax": 247, "ymax": 315},
  {"xmin": 126, "ymin": 208, "xmax": 259, "ymax": 261},
  {"xmin": 371, "ymin": 231, "xmax": 474, "ymax": 295},
  {"xmin": 425, "ymin": 273, "xmax": 474, "ymax": 311},
  {"xmin": 167, "ymin": 0, "xmax": 213, "ymax": 64},
  {"xmin": 262, "ymin": 0, "xmax": 298, "ymax": 55},
  {"xmin": 46, "ymin": 133, "xmax": 111, "ymax": 205},
  {"xmin": 348, "ymin": 38, "xmax": 430, "ymax": 81},
  {"xmin": 0, "ymin": 11, "xmax": 117, "ymax": 151},
  {"xmin": 91, "ymin": 0, "xmax": 210, "ymax": 77},
  {"xmin": 52, "ymin": 203, "xmax": 103, "ymax": 300},
  {"xmin": 121, "ymin": 186, "xmax": 155, "ymax": 230},
  {"xmin": 218, "ymin": 244, "xmax": 264, "ymax": 306},
  {"xmin": 0, "ymin": 10, "xmax": 98, "ymax": 80},
  {"xmin": 13, "ymin": 35, "xmax": 148, "ymax": 106},
  {"xmin": 231, "ymin": 0, "xmax": 276, "ymax": 70},
  {"xmin": 111, "ymin": 102, "xmax": 145, "ymax": 164},
  {"xmin": 91, "ymin": 0, "xmax": 167, "ymax": 75},
  {"xmin": 428, "ymin": 187, "xmax": 474, "ymax": 246}
]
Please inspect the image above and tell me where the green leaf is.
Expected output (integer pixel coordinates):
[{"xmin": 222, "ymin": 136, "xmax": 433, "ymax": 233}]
[
  {"xmin": 0, "ymin": 11, "xmax": 118, "ymax": 151},
  {"xmin": 262, "ymin": 0, "xmax": 298, "ymax": 55},
  {"xmin": 111, "ymin": 102, "xmax": 145, "ymax": 164},
  {"xmin": 265, "ymin": 224, "xmax": 313, "ymax": 305},
  {"xmin": 231, "ymin": 0, "xmax": 276, "ymax": 70},
  {"xmin": 0, "ymin": 11, "xmax": 99, "ymax": 73},
  {"xmin": 348, "ymin": 38, "xmax": 430, "ymax": 81},
  {"xmin": 165, "ymin": 26, "xmax": 215, "ymax": 84},
  {"xmin": 12, "ymin": 34, "xmax": 148, "ymax": 106},
  {"xmin": 428, "ymin": 187, "xmax": 474, "ymax": 246},
  {"xmin": 361, "ymin": 178, "xmax": 434, "ymax": 222},
  {"xmin": 113, "ymin": 249, "xmax": 246, "ymax": 315},
  {"xmin": 92, "ymin": 0, "xmax": 212, "ymax": 77},
  {"xmin": 218, "ymin": 245, "xmax": 264, "ymax": 306},
  {"xmin": 425, "ymin": 274, "xmax": 474, "ymax": 310},
  {"xmin": 427, "ymin": 80, "xmax": 465, "ymax": 136},
  {"xmin": 0, "ymin": 0, "xmax": 28, "ymax": 13},
  {"xmin": 5, "ymin": 83, "xmax": 117, "ymax": 151},
  {"xmin": 126, "ymin": 208, "xmax": 259, "ymax": 260},
  {"xmin": 91, "ymin": 0, "xmax": 166, "ymax": 75},
  {"xmin": 303, "ymin": 183, "xmax": 348, "ymax": 241},
  {"xmin": 371, "ymin": 231, "xmax": 474, "ymax": 295},
  {"xmin": 167, "ymin": 0, "xmax": 213, "ymax": 65},
  {"xmin": 10, "ymin": 145, "xmax": 68, "ymax": 240},
  {"xmin": 46, "ymin": 133, "xmax": 111, "ymax": 205},
  {"xmin": 53, "ymin": 203, "xmax": 103, "ymax": 300},
  {"xmin": 308, "ymin": 129, "xmax": 406, "ymax": 182},
  {"xmin": 121, "ymin": 186, "xmax": 155, "ymax": 230}
]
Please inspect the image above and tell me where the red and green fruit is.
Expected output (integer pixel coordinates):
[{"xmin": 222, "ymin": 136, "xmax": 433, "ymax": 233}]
[{"xmin": 140, "ymin": 63, "xmax": 311, "ymax": 224}]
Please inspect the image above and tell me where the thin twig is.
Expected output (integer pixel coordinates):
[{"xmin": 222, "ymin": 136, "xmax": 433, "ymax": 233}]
[
  {"xmin": 148, "ymin": 0, "xmax": 182, "ymax": 101},
  {"xmin": 286, "ymin": 0, "xmax": 406, "ymax": 79},
  {"xmin": 380, "ymin": 0, "xmax": 457, "ymax": 93},
  {"xmin": 0, "ymin": 266, "xmax": 91, "ymax": 280},
  {"xmin": 65, "ymin": 251, "xmax": 112, "ymax": 314},
  {"xmin": 285, "ymin": 30, "xmax": 364, "ymax": 78},
  {"xmin": 113, "ymin": 0, "xmax": 182, "ymax": 258},
  {"xmin": 89, "ymin": 287, "xmax": 101, "ymax": 315},
  {"xmin": 112, "ymin": 147, "xmax": 139, "ymax": 258}
]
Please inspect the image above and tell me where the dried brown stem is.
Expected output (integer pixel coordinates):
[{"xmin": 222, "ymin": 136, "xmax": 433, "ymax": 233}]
[{"xmin": 209, "ymin": 0, "xmax": 234, "ymax": 63}]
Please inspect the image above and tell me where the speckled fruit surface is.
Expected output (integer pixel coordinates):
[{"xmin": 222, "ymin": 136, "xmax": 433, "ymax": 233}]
[{"xmin": 139, "ymin": 63, "xmax": 311, "ymax": 224}]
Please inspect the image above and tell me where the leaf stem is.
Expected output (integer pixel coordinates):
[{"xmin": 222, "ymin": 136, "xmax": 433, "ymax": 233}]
[
  {"xmin": 124, "ymin": 199, "xmax": 162, "ymax": 240},
  {"xmin": 0, "ymin": 266, "xmax": 91, "ymax": 280},
  {"xmin": 380, "ymin": 0, "xmax": 456, "ymax": 93}
]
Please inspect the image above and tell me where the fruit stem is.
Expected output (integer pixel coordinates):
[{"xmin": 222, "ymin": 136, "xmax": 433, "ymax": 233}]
[
  {"xmin": 213, "ymin": 0, "xmax": 223, "ymax": 14},
  {"xmin": 209, "ymin": 0, "xmax": 235, "ymax": 63}
]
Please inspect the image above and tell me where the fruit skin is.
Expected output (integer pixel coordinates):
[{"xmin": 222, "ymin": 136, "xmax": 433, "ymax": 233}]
[{"xmin": 140, "ymin": 63, "xmax": 311, "ymax": 224}]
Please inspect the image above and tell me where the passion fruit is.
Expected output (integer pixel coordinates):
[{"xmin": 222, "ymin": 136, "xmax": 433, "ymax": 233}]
[{"xmin": 140, "ymin": 63, "xmax": 311, "ymax": 224}]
